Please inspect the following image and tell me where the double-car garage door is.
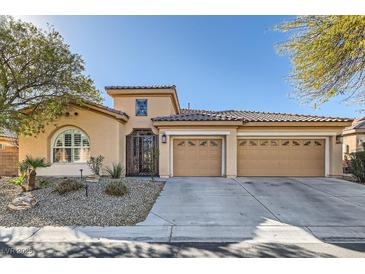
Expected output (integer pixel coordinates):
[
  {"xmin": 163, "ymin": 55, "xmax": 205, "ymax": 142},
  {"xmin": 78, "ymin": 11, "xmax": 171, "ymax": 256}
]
[
  {"xmin": 237, "ymin": 139, "xmax": 325, "ymax": 176},
  {"xmin": 172, "ymin": 138, "xmax": 325, "ymax": 177}
]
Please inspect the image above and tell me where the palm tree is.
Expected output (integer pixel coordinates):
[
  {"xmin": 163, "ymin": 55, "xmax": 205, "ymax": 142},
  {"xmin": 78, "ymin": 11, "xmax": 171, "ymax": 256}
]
[{"xmin": 20, "ymin": 155, "xmax": 50, "ymax": 191}]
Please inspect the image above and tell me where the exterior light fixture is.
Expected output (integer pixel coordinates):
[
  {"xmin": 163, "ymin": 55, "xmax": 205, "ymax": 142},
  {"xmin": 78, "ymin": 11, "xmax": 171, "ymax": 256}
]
[
  {"xmin": 336, "ymin": 135, "xmax": 343, "ymax": 144},
  {"xmin": 161, "ymin": 133, "xmax": 167, "ymax": 144}
]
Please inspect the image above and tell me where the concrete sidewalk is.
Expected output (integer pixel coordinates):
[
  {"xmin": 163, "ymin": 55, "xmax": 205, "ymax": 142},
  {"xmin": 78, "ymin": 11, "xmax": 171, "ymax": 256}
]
[{"xmin": 2, "ymin": 224, "xmax": 365, "ymax": 244}]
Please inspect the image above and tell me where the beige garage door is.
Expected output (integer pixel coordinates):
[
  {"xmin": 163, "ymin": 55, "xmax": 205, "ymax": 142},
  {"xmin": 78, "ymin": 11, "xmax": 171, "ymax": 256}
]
[
  {"xmin": 238, "ymin": 139, "xmax": 325, "ymax": 176},
  {"xmin": 173, "ymin": 138, "xmax": 222, "ymax": 176}
]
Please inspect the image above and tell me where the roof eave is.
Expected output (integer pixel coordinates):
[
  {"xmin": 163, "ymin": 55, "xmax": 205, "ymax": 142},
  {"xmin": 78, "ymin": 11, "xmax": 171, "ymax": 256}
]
[
  {"xmin": 0, "ymin": 135, "xmax": 17, "ymax": 139},
  {"xmin": 243, "ymin": 121, "xmax": 353, "ymax": 127},
  {"xmin": 105, "ymin": 85, "xmax": 176, "ymax": 90},
  {"xmin": 152, "ymin": 120, "xmax": 243, "ymax": 127},
  {"xmin": 343, "ymin": 128, "xmax": 365, "ymax": 136},
  {"xmin": 74, "ymin": 103, "xmax": 129, "ymax": 123}
]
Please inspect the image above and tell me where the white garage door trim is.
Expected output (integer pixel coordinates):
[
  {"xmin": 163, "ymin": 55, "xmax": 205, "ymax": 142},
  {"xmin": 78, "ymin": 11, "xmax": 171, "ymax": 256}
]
[
  {"xmin": 165, "ymin": 130, "xmax": 231, "ymax": 136},
  {"xmin": 169, "ymin": 136, "xmax": 226, "ymax": 177},
  {"xmin": 238, "ymin": 135, "xmax": 330, "ymax": 177},
  {"xmin": 237, "ymin": 131, "xmax": 337, "ymax": 137}
]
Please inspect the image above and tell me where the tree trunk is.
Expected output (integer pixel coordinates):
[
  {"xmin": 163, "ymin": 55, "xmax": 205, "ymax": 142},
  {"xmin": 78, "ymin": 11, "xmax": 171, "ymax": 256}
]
[{"xmin": 27, "ymin": 169, "xmax": 36, "ymax": 191}]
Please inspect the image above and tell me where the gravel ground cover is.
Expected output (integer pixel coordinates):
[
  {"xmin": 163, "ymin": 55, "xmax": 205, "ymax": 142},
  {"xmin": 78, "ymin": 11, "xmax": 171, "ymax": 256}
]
[{"xmin": 0, "ymin": 177, "xmax": 165, "ymax": 227}]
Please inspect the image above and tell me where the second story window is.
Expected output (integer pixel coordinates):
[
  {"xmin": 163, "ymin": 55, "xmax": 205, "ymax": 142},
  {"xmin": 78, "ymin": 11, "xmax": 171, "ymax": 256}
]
[{"xmin": 136, "ymin": 99, "xmax": 148, "ymax": 116}]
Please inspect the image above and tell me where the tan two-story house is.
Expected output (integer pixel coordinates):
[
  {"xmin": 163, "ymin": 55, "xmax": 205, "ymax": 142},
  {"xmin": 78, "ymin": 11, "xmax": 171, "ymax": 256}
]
[{"xmin": 19, "ymin": 85, "xmax": 353, "ymax": 178}]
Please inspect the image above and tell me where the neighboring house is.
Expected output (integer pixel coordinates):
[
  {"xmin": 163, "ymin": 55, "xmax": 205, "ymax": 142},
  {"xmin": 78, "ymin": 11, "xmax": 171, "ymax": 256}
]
[
  {"xmin": 18, "ymin": 85, "xmax": 353, "ymax": 178},
  {"xmin": 342, "ymin": 117, "xmax": 365, "ymax": 156},
  {"xmin": 0, "ymin": 129, "xmax": 18, "ymax": 177}
]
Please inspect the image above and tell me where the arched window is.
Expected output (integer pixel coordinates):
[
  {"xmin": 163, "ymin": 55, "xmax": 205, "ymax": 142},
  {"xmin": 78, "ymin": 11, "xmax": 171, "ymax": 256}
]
[{"xmin": 52, "ymin": 128, "xmax": 90, "ymax": 163}]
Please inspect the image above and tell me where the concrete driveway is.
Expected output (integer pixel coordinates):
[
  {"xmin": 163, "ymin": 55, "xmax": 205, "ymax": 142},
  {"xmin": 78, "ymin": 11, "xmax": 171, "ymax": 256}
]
[
  {"xmin": 2, "ymin": 177, "xmax": 365, "ymax": 257},
  {"xmin": 140, "ymin": 177, "xmax": 365, "ymax": 242}
]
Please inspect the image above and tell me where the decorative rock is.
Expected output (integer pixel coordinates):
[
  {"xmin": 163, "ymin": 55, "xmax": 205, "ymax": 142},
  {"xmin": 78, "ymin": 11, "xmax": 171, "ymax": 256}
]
[
  {"xmin": 85, "ymin": 175, "xmax": 100, "ymax": 183},
  {"xmin": 7, "ymin": 192, "xmax": 38, "ymax": 211},
  {"xmin": 107, "ymin": 178, "xmax": 123, "ymax": 183}
]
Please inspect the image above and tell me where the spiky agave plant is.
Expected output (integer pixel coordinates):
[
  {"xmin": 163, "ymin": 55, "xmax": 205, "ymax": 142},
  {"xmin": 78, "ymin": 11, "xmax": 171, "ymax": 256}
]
[{"xmin": 105, "ymin": 163, "xmax": 125, "ymax": 179}]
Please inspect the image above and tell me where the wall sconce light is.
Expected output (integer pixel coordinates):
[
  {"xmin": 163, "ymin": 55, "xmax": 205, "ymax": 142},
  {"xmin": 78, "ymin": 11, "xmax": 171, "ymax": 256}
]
[
  {"xmin": 161, "ymin": 133, "xmax": 167, "ymax": 144},
  {"xmin": 336, "ymin": 135, "xmax": 343, "ymax": 144}
]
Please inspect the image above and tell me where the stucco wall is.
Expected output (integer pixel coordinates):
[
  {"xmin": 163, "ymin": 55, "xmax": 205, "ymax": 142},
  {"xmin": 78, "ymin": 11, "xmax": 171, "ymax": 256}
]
[
  {"xmin": 113, "ymin": 95, "xmax": 177, "ymax": 135},
  {"xmin": 18, "ymin": 106, "xmax": 125, "ymax": 176},
  {"xmin": 111, "ymin": 93, "xmax": 177, "ymax": 176},
  {"xmin": 329, "ymin": 136, "xmax": 344, "ymax": 176},
  {"xmin": 343, "ymin": 134, "xmax": 357, "ymax": 155}
]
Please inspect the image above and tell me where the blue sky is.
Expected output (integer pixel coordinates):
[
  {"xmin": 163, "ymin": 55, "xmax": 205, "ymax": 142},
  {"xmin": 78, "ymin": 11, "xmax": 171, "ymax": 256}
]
[{"xmin": 20, "ymin": 16, "xmax": 361, "ymax": 118}]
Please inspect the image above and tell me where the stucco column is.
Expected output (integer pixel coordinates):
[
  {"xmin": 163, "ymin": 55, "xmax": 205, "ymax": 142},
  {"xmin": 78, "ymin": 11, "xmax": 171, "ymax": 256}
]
[
  {"xmin": 329, "ymin": 135, "xmax": 343, "ymax": 176},
  {"xmin": 225, "ymin": 128, "xmax": 237, "ymax": 178},
  {"xmin": 159, "ymin": 131, "xmax": 170, "ymax": 178},
  {"xmin": 118, "ymin": 123, "xmax": 126, "ymax": 168}
]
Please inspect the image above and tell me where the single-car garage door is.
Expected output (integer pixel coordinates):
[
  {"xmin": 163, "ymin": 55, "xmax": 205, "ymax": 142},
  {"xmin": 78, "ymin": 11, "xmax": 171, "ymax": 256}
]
[
  {"xmin": 237, "ymin": 139, "xmax": 325, "ymax": 176},
  {"xmin": 173, "ymin": 138, "xmax": 222, "ymax": 176}
]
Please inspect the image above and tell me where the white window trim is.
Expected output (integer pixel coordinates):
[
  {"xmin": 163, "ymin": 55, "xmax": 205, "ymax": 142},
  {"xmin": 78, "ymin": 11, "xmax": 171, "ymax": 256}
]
[{"xmin": 50, "ymin": 126, "xmax": 90, "ymax": 164}]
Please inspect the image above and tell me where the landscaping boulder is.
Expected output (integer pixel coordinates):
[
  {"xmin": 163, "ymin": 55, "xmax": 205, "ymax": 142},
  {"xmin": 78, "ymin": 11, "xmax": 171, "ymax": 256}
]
[
  {"xmin": 7, "ymin": 192, "xmax": 38, "ymax": 211},
  {"xmin": 85, "ymin": 175, "xmax": 100, "ymax": 183}
]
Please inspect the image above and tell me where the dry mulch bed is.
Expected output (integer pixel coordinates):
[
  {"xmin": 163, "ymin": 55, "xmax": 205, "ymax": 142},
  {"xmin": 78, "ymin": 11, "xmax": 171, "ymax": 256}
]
[{"xmin": 0, "ymin": 177, "xmax": 165, "ymax": 227}]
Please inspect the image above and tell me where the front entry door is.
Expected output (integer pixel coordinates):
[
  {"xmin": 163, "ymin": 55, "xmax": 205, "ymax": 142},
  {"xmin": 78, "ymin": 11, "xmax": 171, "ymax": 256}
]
[{"xmin": 126, "ymin": 129, "xmax": 158, "ymax": 176}]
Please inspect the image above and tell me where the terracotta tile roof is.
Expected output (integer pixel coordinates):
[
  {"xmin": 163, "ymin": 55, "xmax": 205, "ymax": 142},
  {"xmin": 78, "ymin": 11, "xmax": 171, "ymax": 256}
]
[
  {"xmin": 153, "ymin": 109, "xmax": 352, "ymax": 123},
  {"xmin": 85, "ymin": 102, "xmax": 129, "ymax": 118},
  {"xmin": 105, "ymin": 85, "xmax": 176, "ymax": 90},
  {"xmin": 0, "ymin": 128, "xmax": 17, "ymax": 138},
  {"xmin": 344, "ymin": 117, "xmax": 365, "ymax": 130}
]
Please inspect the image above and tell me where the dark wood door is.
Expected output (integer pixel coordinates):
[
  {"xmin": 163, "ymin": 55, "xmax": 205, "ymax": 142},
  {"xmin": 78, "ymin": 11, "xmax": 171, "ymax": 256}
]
[{"xmin": 126, "ymin": 129, "xmax": 158, "ymax": 176}]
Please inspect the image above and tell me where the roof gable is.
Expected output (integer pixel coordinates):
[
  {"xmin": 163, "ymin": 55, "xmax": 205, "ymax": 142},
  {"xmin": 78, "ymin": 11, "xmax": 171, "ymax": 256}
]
[
  {"xmin": 75, "ymin": 102, "xmax": 129, "ymax": 122},
  {"xmin": 0, "ymin": 128, "xmax": 17, "ymax": 139},
  {"xmin": 105, "ymin": 85, "xmax": 180, "ymax": 114}
]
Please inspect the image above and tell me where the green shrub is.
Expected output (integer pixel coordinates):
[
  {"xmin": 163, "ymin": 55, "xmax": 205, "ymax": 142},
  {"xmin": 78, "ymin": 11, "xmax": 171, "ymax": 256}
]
[
  {"xmin": 105, "ymin": 180, "xmax": 128, "ymax": 196},
  {"xmin": 9, "ymin": 175, "xmax": 26, "ymax": 186},
  {"xmin": 37, "ymin": 179, "xmax": 49, "ymax": 189},
  {"xmin": 53, "ymin": 178, "xmax": 83, "ymax": 194},
  {"xmin": 18, "ymin": 161, "xmax": 29, "ymax": 176},
  {"xmin": 104, "ymin": 163, "xmax": 125, "ymax": 178},
  {"xmin": 346, "ymin": 151, "xmax": 365, "ymax": 183},
  {"xmin": 87, "ymin": 155, "xmax": 104, "ymax": 175}
]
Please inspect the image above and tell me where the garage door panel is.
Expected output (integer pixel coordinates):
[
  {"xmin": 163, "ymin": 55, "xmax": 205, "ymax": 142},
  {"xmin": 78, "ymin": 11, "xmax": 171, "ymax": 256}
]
[
  {"xmin": 238, "ymin": 138, "xmax": 325, "ymax": 177},
  {"xmin": 173, "ymin": 138, "xmax": 222, "ymax": 176}
]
